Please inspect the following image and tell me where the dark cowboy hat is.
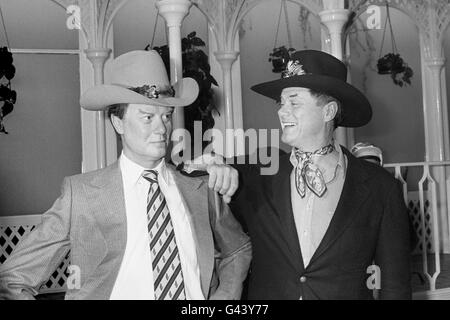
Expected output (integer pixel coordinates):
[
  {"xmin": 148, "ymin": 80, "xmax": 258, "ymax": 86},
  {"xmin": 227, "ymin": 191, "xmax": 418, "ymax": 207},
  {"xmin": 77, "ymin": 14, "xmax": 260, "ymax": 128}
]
[{"xmin": 251, "ymin": 50, "xmax": 372, "ymax": 128}]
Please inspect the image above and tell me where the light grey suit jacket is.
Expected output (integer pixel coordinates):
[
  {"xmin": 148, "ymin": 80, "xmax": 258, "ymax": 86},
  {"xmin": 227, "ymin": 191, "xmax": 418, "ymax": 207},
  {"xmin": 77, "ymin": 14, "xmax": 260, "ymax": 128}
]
[{"xmin": 0, "ymin": 162, "xmax": 252, "ymax": 300}]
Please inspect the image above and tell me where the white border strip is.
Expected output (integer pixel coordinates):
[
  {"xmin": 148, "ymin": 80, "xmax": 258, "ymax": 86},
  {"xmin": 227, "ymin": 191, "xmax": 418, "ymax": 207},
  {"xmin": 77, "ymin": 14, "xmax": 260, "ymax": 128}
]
[
  {"xmin": 10, "ymin": 48, "xmax": 79, "ymax": 55},
  {"xmin": 0, "ymin": 214, "xmax": 42, "ymax": 226}
]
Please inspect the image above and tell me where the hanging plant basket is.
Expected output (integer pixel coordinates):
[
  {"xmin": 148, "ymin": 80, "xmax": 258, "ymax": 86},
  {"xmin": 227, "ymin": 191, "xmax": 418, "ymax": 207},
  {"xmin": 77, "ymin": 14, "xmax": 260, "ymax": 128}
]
[
  {"xmin": 0, "ymin": 46, "xmax": 17, "ymax": 134},
  {"xmin": 268, "ymin": 0, "xmax": 296, "ymax": 74},
  {"xmin": 269, "ymin": 46, "xmax": 296, "ymax": 73},
  {"xmin": 377, "ymin": 53, "xmax": 413, "ymax": 87},
  {"xmin": 376, "ymin": 2, "xmax": 413, "ymax": 87}
]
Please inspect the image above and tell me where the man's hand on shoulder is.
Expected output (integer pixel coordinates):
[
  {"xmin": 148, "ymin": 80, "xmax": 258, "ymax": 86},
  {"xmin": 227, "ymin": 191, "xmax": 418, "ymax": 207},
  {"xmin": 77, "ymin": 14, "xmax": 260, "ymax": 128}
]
[{"xmin": 183, "ymin": 153, "xmax": 238, "ymax": 204}]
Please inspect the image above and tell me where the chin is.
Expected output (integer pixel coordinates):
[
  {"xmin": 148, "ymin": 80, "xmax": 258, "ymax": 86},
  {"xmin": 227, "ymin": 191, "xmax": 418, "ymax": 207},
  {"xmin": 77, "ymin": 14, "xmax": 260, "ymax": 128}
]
[{"xmin": 281, "ymin": 134, "xmax": 296, "ymax": 148}]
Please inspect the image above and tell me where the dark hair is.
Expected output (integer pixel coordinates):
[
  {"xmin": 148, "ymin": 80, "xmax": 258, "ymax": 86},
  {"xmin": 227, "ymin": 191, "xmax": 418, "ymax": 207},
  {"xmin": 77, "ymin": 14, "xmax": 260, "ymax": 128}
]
[
  {"xmin": 107, "ymin": 103, "xmax": 128, "ymax": 119},
  {"xmin": 309, "ymin": 90, "xmax": 343, "ymax": 129}
]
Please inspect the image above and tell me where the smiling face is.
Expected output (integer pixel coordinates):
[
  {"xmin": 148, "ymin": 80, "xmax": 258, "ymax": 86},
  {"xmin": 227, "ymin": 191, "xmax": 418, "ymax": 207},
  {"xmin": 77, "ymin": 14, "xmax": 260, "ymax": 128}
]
[
  {"xmin": 111, "ymin": 103, "xmax": 174, "ymax": 168},
  {"xmin": 278, "ymin": 87, "xmax": 336, "ymax": 151}
]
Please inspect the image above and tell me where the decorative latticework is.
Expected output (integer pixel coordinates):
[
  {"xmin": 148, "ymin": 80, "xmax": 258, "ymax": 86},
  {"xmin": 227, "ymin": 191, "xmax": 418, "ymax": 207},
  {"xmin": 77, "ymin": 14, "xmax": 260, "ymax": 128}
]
[
  {"xmin": 348, "ymin": 0, "xmax": 450, "ymax": 42},
  {"xmin": 407, "ymin": 191, "xmax": 433, "ymax": 254},
  {"xmin": 0, "ymin": 216, "xmax": 69, "ymax": 294},
  {"xmin": 51, "ymin": 0, "xmax": 129, "ymax": 48},
  {"xmin": 433, "ymin": 0, "xmax": 450, "ymax": 42},
  {"xmin": 192, "ymin": 0, "xmax": 323, "ymax": 51},
  {"xmin": 0, "ymin": 225, "xmax": 36, "ymax": 264}
]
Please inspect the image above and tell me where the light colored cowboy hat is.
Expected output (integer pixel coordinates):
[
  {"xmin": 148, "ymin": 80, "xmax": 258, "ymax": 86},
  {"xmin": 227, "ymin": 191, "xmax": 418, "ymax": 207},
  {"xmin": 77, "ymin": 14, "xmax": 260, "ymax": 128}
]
[
  {"xmin": 251, "ymin": 50, "xmax": 372, "ymax": 128},
  {"xmin": 80, "ymin": 50, "xmax": 199, "ymax": 110}
]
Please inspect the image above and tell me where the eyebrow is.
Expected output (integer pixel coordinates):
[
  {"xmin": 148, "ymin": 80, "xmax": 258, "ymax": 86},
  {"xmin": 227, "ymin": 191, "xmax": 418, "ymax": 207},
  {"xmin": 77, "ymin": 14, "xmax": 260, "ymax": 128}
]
[
  {"xmin": 137, "ymin": 109, "xmax": 154, "ymax": 115},
  {"xmin": 137, "ymin": 107, "xmax": 174, "ymax": 114},
  {"xmin": 280, "ymin": 94, "xmax": 304, "ymax": 101}
]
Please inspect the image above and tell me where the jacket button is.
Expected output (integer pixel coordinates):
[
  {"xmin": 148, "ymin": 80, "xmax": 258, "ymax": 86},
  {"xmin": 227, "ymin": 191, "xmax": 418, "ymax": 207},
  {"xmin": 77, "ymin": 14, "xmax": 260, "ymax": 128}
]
[{"xmin": 300, "ymin": 276, "xmax": 307, "ymax": 283}]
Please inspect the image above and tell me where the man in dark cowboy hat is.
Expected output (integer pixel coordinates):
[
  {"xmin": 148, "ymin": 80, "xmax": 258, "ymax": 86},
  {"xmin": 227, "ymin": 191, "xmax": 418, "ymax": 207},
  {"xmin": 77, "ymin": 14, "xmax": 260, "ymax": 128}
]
[
  {"xmin": 0, "ymin": 50, "xmax": 251, "ymax": 300},
  {"xmin": 230, "ymin": 50, "xmax": 411, "ymax": 300}
]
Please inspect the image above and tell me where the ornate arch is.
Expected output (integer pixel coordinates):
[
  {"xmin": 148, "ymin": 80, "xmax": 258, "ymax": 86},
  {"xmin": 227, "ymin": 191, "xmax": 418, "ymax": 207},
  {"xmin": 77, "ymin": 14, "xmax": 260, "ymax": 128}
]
[
  {"xmin": 348, "ymin": 0, "xmax": 450, "ymax": 42},
  {"xmin": 50, "ymin": 0, "xmax": 131, "ymax": 48},
  {"xmin": 191, "ymin": 0, "xmax": 323, "ymax": 52}
]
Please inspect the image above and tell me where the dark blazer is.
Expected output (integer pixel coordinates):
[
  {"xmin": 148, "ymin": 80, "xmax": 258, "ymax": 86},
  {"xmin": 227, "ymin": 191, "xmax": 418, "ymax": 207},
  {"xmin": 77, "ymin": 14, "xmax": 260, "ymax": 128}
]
[{"xmin": 231, "ymin": 147, "xmax": 412, "ymax": 300}]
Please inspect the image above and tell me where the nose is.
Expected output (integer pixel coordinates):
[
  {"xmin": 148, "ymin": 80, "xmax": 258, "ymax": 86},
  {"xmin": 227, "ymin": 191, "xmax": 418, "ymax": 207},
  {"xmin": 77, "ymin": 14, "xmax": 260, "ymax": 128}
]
[
  {"xmin": 278, "ymin": 103, "xmax": 291, "ymax": 117},
  {"xmin": 153, "ymin": 115, "xmax": 167, "ymax": 135}
]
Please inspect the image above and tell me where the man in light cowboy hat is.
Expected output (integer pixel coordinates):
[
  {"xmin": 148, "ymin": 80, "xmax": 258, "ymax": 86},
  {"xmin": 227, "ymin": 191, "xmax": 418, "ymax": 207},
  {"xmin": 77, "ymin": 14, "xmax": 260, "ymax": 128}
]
[
  {"xmin": 229, "ymin": 50, "xmax": 411, "ymax": 299},
  {"xmin": 0, "ymin": 50, "xmax": 251, "ymax": 300}
]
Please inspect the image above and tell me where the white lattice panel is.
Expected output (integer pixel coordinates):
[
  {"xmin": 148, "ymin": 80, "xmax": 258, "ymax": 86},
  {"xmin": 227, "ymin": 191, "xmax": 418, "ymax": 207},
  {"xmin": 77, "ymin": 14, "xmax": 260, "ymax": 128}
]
[
  {"xmin": 0, "ymin": 215, "xmax": 69, "ymax": 294},
  {"xmin": 407, "ymin": 191, "xmax": 433, "ymax": 254}
]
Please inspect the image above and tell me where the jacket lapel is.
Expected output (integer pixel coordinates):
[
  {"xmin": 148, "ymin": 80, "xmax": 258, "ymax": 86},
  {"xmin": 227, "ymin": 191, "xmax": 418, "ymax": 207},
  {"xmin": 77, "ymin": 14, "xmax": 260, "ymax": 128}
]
[
  {"xmin": 266, "ymin": 154, "xmax": 305, "ymax": 273},
  {"xmin": 170, "ymin": 168, "xmax": 213, "ymax": 298},
  {"xmin": 308, "ymin": 148, "xmax": 370, "ymax": 266}
]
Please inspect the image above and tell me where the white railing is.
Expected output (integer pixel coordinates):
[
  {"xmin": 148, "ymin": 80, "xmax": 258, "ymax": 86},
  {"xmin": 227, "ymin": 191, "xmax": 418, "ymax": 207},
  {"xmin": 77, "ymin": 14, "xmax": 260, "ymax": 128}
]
[
  {"xmin": 385, "ymin": 161, "xmax": 450, "ymax": 295},
  {"xmin": 0, "ymin": 215, "xmax": 69, "ymax": 294}
]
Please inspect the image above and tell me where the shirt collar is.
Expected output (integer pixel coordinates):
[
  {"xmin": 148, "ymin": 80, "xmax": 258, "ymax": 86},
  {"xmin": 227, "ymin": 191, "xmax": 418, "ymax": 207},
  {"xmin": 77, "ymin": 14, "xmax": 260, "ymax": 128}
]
[
  {"xmin": 289, "ymin": 140, "xmax": 346, "ymax": 173},
  {"xmin": 119, "ymin": 152, "xmax": 170, "ymax": 186}
]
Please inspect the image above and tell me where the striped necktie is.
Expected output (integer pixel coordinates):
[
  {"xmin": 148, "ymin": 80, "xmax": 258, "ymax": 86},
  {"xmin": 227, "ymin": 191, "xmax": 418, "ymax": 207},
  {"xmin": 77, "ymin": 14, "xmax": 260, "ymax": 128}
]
[{"xmin": 142, "ymin": 170, "xmax": 186, "ymax": 300}]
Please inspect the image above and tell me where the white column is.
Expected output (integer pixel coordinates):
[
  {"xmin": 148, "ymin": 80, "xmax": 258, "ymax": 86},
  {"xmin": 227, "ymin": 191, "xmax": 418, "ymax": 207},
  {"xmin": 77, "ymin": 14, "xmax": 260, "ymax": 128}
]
[
  {"xmin": 214, "ymin": 51, "xmax": 239, "ymax": 158},
  {"xmin": 419, "ymin": 4, "xmax": 450, "ymax": 253},
  {"xmin": 78, "ymin": 1, "xmax": 117, "ymax": 173},
  {"xmin": 84, "ymin": 48, "xmax": 111, "ymax": 169},
  {"xmin": 156, "ymin": 0, "xmax": 191, "ymax": 137},
  {"xmin": 319, "ymin": 8, "xmax": 350, "ymax": 147},
  {"xmin": 425, "ymin": 57, "xmax": 450, "ymax": 253},
  {"xmin": 426, "ymin": 59, "xmax": 447, "ymax": 162}
]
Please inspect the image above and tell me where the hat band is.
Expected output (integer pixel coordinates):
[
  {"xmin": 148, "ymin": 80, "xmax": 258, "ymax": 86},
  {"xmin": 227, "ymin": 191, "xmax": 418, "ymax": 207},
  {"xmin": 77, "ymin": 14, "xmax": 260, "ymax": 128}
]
[{"xmin": 129, "ymin": 84, "xmax": 175, "ymax": 99}]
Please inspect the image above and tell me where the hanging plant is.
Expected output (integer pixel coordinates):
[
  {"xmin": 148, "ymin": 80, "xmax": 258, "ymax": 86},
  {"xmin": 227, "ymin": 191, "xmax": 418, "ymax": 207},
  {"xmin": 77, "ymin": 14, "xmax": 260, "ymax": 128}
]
[
  {"xmin": 149, "ymin": 31, "xmax": 219, "ymax": 154},
  {"xmin": 268, "ymin": 0, "xmax": 296, "ymax": 74},
  {"xmin": 377, "ymin": 53, "xmax": 413, "ymax": 86},
  {"xmin": 0, "ymin": 46, "xmax": 16, "ymax": 134},
  {"xmin": 269, "ymin": 45, "xmax": 296, "ymax": 73},
  {"xmin": 376, "ymin": 2, "xmax": 413, "ymax": 87}
]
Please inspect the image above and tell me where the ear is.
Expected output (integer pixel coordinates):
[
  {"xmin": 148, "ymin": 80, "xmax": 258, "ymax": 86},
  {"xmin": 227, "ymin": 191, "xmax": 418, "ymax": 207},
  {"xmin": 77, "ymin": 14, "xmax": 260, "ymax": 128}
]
[
  {"xmin": 110, "ymin": 114, "xmax": 124, "ymax": 135},
  {"xmin": 322, "ymin": 101, "xmax": 338, "ymax": 123}
]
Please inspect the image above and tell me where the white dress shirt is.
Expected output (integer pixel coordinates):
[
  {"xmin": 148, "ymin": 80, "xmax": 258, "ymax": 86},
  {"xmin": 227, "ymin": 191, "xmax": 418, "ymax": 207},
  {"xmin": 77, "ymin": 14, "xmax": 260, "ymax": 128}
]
[{"xmin": 110, "ymin": 153, "xmax": 204, "ymax": 300}]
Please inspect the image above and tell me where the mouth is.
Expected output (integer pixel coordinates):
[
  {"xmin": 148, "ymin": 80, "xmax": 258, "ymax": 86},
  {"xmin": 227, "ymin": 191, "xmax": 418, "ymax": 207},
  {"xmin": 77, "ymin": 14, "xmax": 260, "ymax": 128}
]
[{"xmin": 281, "ymin": 122, "xmax": 297, "ymax": 130}]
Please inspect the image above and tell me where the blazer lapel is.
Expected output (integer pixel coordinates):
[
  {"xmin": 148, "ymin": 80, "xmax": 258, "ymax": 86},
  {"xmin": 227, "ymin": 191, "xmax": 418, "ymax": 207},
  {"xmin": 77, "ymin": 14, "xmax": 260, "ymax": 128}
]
[
  {"xmin": 170, "ymin": 168, "xmax": 213, "ymax": 298},
  {"xmin": 266, "ymin": 154, "xmax": 305, "ymax": 273},
  {"xmin": 308, "ymin": 148, "xmax": 370, "ymax": 265}
]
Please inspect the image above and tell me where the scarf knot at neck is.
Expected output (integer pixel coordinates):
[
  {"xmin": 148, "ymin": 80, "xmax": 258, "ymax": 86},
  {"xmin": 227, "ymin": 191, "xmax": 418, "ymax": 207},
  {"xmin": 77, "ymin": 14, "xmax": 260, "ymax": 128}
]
[{"xmin": 294, "ymin": 143, "xmax": 335, "ymax": 198}]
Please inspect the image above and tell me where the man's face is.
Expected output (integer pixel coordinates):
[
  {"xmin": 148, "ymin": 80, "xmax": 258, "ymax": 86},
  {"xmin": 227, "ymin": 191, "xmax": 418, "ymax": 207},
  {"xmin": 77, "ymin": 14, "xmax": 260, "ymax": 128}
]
[
  {"xmin": 113, "ymin": 103, "xmax": 174, "ymax": 166},
  {"xmin": 277, "ymin": 87, "xmax": 327, "ymax": 149}
]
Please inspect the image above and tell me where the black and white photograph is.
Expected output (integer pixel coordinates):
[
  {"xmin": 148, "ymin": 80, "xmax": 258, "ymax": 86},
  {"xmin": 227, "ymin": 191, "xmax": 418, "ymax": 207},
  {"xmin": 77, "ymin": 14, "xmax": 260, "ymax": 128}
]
[{"xmin": 0, "ymin": 0, "xmax": 450, "ymax": 307}]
